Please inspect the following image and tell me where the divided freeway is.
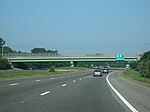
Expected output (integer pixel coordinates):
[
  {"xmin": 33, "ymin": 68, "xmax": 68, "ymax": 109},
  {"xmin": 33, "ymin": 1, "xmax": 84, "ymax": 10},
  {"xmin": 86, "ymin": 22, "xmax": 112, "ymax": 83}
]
[{"xmin": 0, "ymin": 71, "xmax": 133, "ymax": 112}]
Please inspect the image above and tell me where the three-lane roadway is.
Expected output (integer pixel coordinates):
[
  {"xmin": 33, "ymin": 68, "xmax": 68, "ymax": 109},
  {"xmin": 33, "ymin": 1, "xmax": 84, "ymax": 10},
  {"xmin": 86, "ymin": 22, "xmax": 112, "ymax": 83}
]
[{"xmin": 0, "ymin": 71, "xmax": 132, "ymax": 112}]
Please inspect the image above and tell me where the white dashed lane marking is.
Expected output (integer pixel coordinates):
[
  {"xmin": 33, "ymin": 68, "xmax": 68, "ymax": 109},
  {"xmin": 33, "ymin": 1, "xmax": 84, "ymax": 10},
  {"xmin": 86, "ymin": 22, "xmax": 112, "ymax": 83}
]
[
  {"xmin": 40, "ymin": 91, "xmax": 50, "ymax": 96},
  {"xmin": 73, "ymin": 80, "xmax": 76, "ymax": 83},
  {"xmin": 35, "ymin": 80, "xmax": 41, "ymax": 82},
  {"xmin": 62, "ymin": 84, "xmax": 67, "ymax": 87},
  {"xmin": 79, "ymin": 78, "xmax": 82, "ymax": 80},
  {"xmin": 51, "ymin": 78, "xmax": 54, "ymax": 79},
  {"xmin": 9, "ymin": 83, "xmax": 19, "ymax": 86}
]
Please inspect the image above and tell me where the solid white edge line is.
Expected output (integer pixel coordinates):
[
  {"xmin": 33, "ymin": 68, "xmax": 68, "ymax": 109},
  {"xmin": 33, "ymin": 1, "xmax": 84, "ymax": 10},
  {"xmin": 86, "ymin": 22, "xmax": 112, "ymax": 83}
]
[
  {"xmin": 9, "ymin": 83, "xmax": 19, "ymax": 86},
  {"xmin": 106, "ymin": 73, "xmax": 139, "ymax": 112},
  {"xmin": 40, "ymin": 91, "xmax": 50, "ymax": 96}
]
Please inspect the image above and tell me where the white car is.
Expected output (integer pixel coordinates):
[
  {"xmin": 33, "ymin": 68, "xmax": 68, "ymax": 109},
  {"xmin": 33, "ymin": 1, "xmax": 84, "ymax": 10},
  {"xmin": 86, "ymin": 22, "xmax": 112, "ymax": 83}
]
[
  {"xmin": 103, "ymin": 68, "xmax": 109, "ymax": 73},
  {"xmin": 93, "ymin": 70, "xmax": 102, "ymax": 77}
]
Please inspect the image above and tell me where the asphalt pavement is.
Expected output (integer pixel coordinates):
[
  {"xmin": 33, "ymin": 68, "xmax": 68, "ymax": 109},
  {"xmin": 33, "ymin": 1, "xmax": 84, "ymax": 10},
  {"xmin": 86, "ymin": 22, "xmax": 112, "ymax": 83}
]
[
  {"xmin": 0, "ymin": 71, "xmax": 131, "ymax": 112},
  {"xmin": 109, "ymin": 71, "xmax": 150, "ymax": 112}
]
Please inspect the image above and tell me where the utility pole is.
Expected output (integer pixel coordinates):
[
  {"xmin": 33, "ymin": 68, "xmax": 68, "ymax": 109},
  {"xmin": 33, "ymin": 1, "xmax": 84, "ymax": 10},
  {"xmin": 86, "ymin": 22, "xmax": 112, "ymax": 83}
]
[{"xmin": 2, "ymin": 45, "xmax": 4, "ymax": 58}]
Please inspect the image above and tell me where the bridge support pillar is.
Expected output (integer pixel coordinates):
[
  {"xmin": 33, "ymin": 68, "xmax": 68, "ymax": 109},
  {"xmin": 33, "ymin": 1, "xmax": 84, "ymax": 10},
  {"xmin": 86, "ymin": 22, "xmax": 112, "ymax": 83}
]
[{"xmin": 70, "ymin": 61, "xmax": 77, "ymax": 67}]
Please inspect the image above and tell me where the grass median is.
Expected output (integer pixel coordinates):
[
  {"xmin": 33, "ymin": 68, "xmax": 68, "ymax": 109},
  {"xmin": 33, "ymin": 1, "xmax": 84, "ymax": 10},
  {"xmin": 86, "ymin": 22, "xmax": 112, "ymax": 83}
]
[
  {"xmin": 123, "ymin": 69, "xmax": 150, "ymax": 87},
  {"xmin": 0, "ymin": 67, "xmax": 90, "ymax": 79}
]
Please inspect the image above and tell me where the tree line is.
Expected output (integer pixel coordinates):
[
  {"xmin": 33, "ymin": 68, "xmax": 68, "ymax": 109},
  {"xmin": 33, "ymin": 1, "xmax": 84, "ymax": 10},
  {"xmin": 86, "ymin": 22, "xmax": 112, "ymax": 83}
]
[
  {"xmin": 0, "ymin": 38, "xmax": 11, "ymax": 69},
  {"xmin": 0, "ymin": 37, "xmax": 61, "ymax": 70},
  {"xmin": 131, "ymin": 51, "xmax": 150, "ymax": 78}
]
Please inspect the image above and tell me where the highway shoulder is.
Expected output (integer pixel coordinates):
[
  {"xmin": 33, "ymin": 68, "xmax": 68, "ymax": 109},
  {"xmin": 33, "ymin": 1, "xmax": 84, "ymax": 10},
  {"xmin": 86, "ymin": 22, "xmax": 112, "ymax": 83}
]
[{"xmin": 108, "ymin": 71, "xmax": 150, "ymax": 112}]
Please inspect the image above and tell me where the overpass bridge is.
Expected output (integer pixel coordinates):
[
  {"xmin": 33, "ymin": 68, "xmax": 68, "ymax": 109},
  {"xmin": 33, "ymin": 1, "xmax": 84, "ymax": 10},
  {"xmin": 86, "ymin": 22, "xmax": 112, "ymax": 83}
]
[
  {"xmin": 4, "ymin": 53, "xmax": 139, "ymax": 63},
  {"xmin": 4, "ymin": 53, "xmax": 139, "ymax": 67}
]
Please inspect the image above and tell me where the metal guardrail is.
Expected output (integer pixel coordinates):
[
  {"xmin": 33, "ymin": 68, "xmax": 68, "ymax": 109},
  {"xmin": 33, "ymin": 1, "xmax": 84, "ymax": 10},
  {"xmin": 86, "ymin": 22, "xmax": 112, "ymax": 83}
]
[
  {"xmin": 3, "ymin": 53, "xmax": 117, "ymax": 58},
  {"xmin": 4, "ymin": 53, "xmax": 61, "ymax": 58}
]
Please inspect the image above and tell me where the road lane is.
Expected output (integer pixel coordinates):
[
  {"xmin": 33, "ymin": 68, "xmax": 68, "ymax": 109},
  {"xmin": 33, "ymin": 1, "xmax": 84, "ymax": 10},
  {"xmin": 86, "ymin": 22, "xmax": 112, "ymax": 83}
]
[
  {"xmin": 0, "ymin": 71, "xmax": 130, "ymax": 112},
  {"xmin": 0, "ymin": 72, "xmax": 91, "ymax": 111}
]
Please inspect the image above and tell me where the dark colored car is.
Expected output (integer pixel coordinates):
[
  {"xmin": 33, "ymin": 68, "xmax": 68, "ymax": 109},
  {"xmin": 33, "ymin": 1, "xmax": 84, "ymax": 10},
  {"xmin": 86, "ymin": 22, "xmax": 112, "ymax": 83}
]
[{"xmin": 93, "ymin": 69, "xmax": 102, "ymax": 77}]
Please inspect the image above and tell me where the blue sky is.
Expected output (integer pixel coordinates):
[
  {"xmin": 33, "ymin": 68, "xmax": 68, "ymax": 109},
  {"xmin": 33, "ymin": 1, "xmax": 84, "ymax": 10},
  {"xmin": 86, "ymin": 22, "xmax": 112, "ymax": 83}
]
[{"xmin": 0, "ymin": 0, "xmax": 150, "ymax": 56}]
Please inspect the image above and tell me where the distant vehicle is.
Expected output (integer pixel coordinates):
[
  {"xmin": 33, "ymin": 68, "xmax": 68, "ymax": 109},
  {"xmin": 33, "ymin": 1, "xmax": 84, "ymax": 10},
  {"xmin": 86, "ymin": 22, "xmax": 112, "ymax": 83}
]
[
  {"xmin": 93, "ymin": 69, "xmax": 102, "ymax": 77},
  {"xmin": 102, "ymin": 67, "xmax": 109, "ymax": 73}
]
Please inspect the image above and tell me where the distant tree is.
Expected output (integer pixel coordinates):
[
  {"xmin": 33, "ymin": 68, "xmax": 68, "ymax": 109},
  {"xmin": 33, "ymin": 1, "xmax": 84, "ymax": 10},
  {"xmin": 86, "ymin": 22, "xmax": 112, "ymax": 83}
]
[
  {"xmin": 130, "ymin": 61, "xmax": 138, "ymax": 69},
  {"xmin": 0, "ymin": 38, "xmax": 16, "ymax": 54},
  {"xmin": 47, "ymin": 50, "xmax": 58, "ymax": 53},
  {"xmin": 0, "ymin": 58, "xmax": 11, "ymax": 70},
  {"xmin": 31, "ymin": 48, "xmax": 46, "ymax": 53},
  {"xmin": 18, "ymin": 51, "xmax": 22, "ymax": 53},
  {"xmin": 136, "ymin": 51, "xmax": 150, "ymax": 78},
  {"xmin": 3, "ymin": 46, "xmax": 16, "ymax": 53},
  {"xmin": 31, "ymin": 48, "xmax": 58, "ymax": 53},
  {"xmin": 49, "ymin": 66, "xmax": 55, "ymax": 72},
  {"xmin": 140, "ymin": 51, "xmax": 150, "ymax": 62}
]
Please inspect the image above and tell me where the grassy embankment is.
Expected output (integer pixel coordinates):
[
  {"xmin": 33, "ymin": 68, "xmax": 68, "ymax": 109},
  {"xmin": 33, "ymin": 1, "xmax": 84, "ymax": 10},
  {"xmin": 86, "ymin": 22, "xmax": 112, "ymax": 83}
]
[
  {"xmin": 123, "ymin": 69, "xmax": 150, "ymax": 87},
  {"xmin": 0, "ymin": 67, "xmax": 90, "ymax": 79}
]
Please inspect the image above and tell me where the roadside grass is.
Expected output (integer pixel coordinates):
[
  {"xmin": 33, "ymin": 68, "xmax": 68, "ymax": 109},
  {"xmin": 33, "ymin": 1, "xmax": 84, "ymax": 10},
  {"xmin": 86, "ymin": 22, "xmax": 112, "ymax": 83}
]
[
  {"xmin": 0, "ymin": 67, "xmax": 90, "ymax": 79},
  {"xmin": 123, "ymin": 69, "xmax": 150, "ymax": 87},
  {"xmin": 55, "ymin": 67, "xmax": 90, "ymax": 72}
]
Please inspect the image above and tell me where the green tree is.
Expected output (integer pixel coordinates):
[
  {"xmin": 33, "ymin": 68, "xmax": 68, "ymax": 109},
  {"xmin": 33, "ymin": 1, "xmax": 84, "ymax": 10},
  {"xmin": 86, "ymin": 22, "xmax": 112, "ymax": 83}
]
[
  {"xmin": 0, "ymin": 46, "xmax": 16, "ymax": 57},
  {"xmin": 47, "ymin": 50, "xmax": 58, "ymax": 53},
  {"xmin": 130, "ymin": 61, "xmax": 138, "ymax": 69},
  {"xmin": 49, "ymin": 66, "xmax": 55, "ymax": 72},
  {"xmin": 3, "ymin": 47, "xmax": 15, "ymax": 53},
  {"xmin": 31, "ymin": 48, "xmax": 47, "ymax": 53},
  {"xmin": 140, "ymin": 51, "xmax": 150, "ymax": 61},
  {"xmin": 136, "ymin": 51, "xmax": 150, "ymax": 78},
  {"xmin": 31, "ymin": 48, "xmax": 58, "ymax": 53},
  {"xmin": 0, "ymin": 58, "xmax": 11, "ymax": 70}
]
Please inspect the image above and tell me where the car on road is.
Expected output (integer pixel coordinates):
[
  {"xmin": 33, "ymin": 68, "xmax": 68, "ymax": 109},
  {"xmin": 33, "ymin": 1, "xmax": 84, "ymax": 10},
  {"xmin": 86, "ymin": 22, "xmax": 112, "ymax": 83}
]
[
  {"xmin": 93, "ymin": 69, "xmax": 102, "ymax": 77},
  {"xmin": 102, "ymin": 67, "xmax": 109, "ymax": 73}
]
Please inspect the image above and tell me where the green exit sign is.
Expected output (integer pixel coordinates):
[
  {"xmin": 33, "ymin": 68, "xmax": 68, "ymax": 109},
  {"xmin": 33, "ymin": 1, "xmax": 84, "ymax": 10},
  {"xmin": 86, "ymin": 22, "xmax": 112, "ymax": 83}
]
[{"xmin": 116, "ymin": 54, "xmax": 124, "ymax": 61}]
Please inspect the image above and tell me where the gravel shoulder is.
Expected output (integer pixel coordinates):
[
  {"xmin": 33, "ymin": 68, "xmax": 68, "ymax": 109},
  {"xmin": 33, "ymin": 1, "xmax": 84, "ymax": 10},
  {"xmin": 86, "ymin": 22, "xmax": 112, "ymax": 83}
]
[{"xmin": 108, "ymin": 71, "xmax": 150, "ymax": 112}]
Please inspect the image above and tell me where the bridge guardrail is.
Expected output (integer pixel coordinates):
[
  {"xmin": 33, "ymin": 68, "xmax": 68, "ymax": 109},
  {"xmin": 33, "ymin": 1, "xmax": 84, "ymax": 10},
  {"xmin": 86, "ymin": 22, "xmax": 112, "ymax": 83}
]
[{"xmin": 4, "ymin": 53, "xmax": 117, "ymax": 58}]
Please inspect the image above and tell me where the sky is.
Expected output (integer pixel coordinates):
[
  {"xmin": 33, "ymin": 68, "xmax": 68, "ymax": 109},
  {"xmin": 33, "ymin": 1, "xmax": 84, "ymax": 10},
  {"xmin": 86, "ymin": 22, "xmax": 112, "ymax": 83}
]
[{"xmin": 0, "ymin": 0, "xmax": 150, "ymax": 56}]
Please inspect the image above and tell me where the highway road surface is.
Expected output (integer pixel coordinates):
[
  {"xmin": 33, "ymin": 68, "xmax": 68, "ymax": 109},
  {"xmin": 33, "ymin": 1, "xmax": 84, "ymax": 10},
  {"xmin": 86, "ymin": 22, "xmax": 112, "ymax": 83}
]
[{"xmin": 0, "ymin": 71, "xmax": 132, "ymax": 112}]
